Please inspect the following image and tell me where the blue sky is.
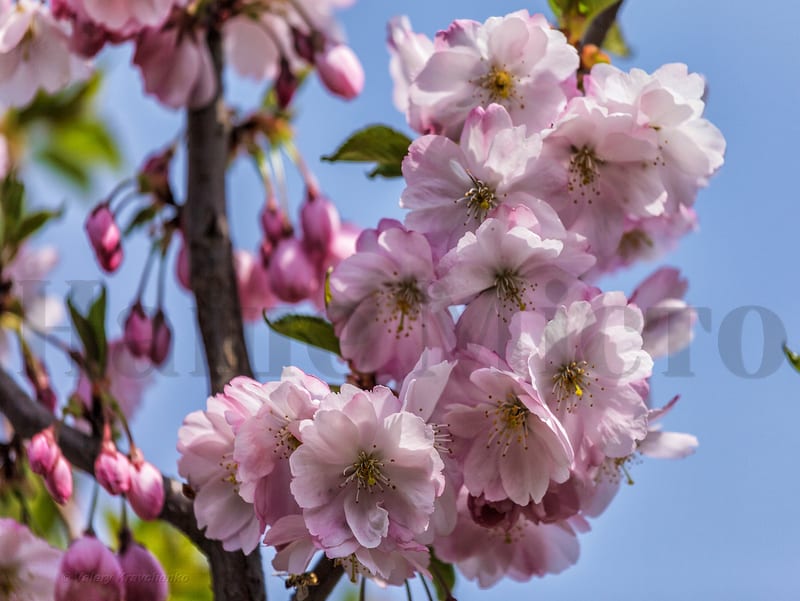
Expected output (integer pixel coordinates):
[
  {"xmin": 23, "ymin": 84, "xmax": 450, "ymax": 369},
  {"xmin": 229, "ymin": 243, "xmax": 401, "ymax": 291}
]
[{"xmin": 22, "ymin": 0, "xmax": 800, "ymax": 599}]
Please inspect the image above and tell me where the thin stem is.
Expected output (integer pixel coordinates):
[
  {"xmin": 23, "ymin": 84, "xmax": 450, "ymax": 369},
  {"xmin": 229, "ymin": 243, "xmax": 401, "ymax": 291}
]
[
  {"xmin": 359, "ymin": 575, "xmax": 366, "ymax": 601},
  {"xmin": 269, "ymin": 147, "xmax": 290, "ymax": 217},
  {"xmin": 284, "ymin": 140, "xmax": 320, "ymax": 196},
  {"xmin": 85, "ymin": 481, "xmax": 100, "ymax": 536},
  {"xmin": 105, "ymin": 178, "xmax": 136, "ymax": 207},
  {"xmin": 135, "ymin": 243, "xmax": 159, "ymax": 302},
  {"xmin": 420, "ymin": 576, "xmax": 434, "ymax": 601},
  {"xmin": 404, "ymin": 580, "xmax": 413, "ymax": 601}
]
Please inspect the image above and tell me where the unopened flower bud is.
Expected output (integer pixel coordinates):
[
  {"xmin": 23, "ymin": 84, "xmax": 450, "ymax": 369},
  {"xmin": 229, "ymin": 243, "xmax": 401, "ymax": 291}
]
[
  {"xmin": 27, "ymin": 427, "xmax": 59, "ymax": 475},
  {"xmin": 268, "ymin": 238, "xmax": 318, "ymax": 303},
  {"xmin": 275, "ymin": 58, "xmax": 299, "ymax": 109},
  {"xmin": 291, "ymin": 27, "xmax": 316, "ymax": 64},
  {"xmin": 56, "ymin": 535, "xmax": 124, "ymax": 601},
  {"xmin": 149, "ymin": 310, "xmax": 171, "ymax": 366},
  {"xmin": 175, "ymin": 237, "xmax": 190, "ymax": 291},
  {"xmin": 94, "ymin": 440, "xmax": 132, "ymax": 496},
  {"xmin": 315, "ymin": 44, "xmax": 364, "ymax": 100},
  {"xmin": 24, "ymin": 352, "xmax": 57, "ymax": 413},
  {"xmin": 301, "ymin": 193, "xmax": 341, "ymax": 258},
  {"xmin": 124, "ymin": 302, "xmax": 152, "ymax": 358},
  {"xmin": 138, "ymin": 147, "xmax": 174, "ymax": 204},
  {"xmin": 128, "ymin": 450, "xmax": 165, "ymax": 521},
  {"xmin": 85, "ymin": 203, "xmax": 123, "ymax": 273},
  {"xmin": 260, "ymin": 201, "xmax": 290, "ymax": 244},
  {"xmin": 119, "ymin": 541, "xmax": 168, "ymax": 601},
  {"xmin": 45, "ymin": 455, "xmax": 73, "ymax": 505}
]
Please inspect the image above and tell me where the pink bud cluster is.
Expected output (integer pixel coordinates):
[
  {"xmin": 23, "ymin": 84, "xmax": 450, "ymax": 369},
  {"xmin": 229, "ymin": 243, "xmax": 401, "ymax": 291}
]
[
  {"xmin": 176, "ymin": 8, "xmax": 722, "ymax": 589},
  {"xmin": 124, "ymin": 302, "xmax": 172, "ymax": 366}
]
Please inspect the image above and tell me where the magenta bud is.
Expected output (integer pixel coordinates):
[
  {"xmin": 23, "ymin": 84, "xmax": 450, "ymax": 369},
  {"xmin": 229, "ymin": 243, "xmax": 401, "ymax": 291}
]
[
  {"xmin": 119, "ymin": 542, "xmax": 168, "ymax": 601},
  {"xmin": 138, "ymin": 147, "xmax": 174, "ymax": 202},
  {"xmin": 56, "ymin": 535, "xmax": 124, "ymax": 601},
  {"xmin": 27, "ymin": 427, "xmax": 59, "ymax": 475},
  {"xmin": 128, "ymin": 452, "xmax": 165, "ymax": 521},
  {"xmin": 315, "ymin": 44, "xmax": 364, "ymax": 100},
  {"xmin": 301, "ymin": 194, "xmax": 341, "ymax": 258},
  {"xmin": 175, "ymin": 238, "xmax": 190, "ymax": 291},
  {"xmin": 260, "ymin": 201, "xmax": 290, "ymax": 244},
  {"xmin": 45, "ymin": 455, "xmax": 73, "ymax": 505},
  {"xmin": 275, "ymin": 58, "xmax": 299, "ymax": 109},
  {"xmin": 149, "ymin": 310, "xmax": 171, "ymax": 366},
  {"xmin": 85, "ymin": 203, "xmax": 123, "ymax": 273},
  {"xmin": 94, "ymin": 442, "xmax": 132, "ymax": 496},
  {"xmin": 268, "ymin": 238, "xmax": 319, "ymax": 303},
  {"xmin": 291, "ymin": 27, "xmax": 316, "ymax": 64},
  {"xmin": 124, "ymin": 302, "xmax": 153, "ymax": 358}
]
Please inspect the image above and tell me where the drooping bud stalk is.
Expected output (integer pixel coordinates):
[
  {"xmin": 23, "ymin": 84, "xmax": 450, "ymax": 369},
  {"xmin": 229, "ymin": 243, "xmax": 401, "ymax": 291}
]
[
  {"xmin": 118, "ymin": 540, "xmax": 168, "ymax": 601},
  {"xmin": 128, "ymin": 448, "xmax": 165, "ymax": 521},
  {"xmin": 94, "ymin": 428, "xmax": 132, "ymax": 496},
  {"xmin": 55, "ymin": 534, "xmax": 124, "ymax": 601},
  {"xmin": 315, "ymin": 44, "xmax": 364, "ymax": 100},
  {"xmin": 85, "ymin": 203, "xmax": 123, "ymax": 273},
  {"xmin": 123, "ymin": 302, "xmax": 153, "ymax": 358},
  {"xmin": 149, "ymin": 309, "xmax": 171, "ymax": 366}
]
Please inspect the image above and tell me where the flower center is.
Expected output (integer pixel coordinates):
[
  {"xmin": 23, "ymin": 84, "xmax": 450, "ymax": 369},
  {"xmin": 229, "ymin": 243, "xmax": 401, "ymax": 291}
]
[
  {"xmin": 379, "ymin": 278, "xmax": 426, "ymax": 337},
  {"xmin": 458, "ymin": 172, "xmax": 498, "ymax": 224},
  {"xmin": 0, "ymin": 565, "xmax": 18, "ymax": 597},
  {"xmin": 342, "ymin": 451, "xmax": 391, "ymax": 500},
  {"xmin": 486, "ymin": 393, "xmax": 530, "ymax": 455},
  {"xmin": 494, "ymin": 269, "xmax": 529, "ymax": 312},
  {"xmin": 218, "ymin": 452, "xmax": 240, "ymax": 494},
  {"xmin": 481, "ymin": 66, "xmax": 515, "ymax": 101},
  {"xmin": 552, "ymin": 360, "xmax": 592, "ymax": 410},
  {"xmin": 268, "ymin": 420, "xmax": 301, "ymax": 459},
  {"xmin": 567, "ymin": 145, "xmax": 604, "ymax": 203}
]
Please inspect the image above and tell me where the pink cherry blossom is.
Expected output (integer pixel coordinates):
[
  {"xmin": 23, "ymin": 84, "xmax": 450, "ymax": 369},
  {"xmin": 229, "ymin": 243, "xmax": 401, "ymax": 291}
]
[
  {"xmin": 315, "ymin": 43, "xmax": 364, "ymax": 99},
  {"xmin": 444, "ymin": 366, "xmax": 573, "ymax": 505},
  {"xmin": 327, "ymin": 220, "xmax": 455, "ymax": 382},
  {"xmin": 629, "ymin": 267, "xmax": 696, "ymax": 358},
  {"xmin": 637, "ymin": 395, "xmax": 698, "ymax": 460},
  {"xmin": 432, "ymin": 207, "xmax": 593, "ymax": 354},
  {"xmin": 435, "ymin": 489, "xmax": 579, "ymax": 588},
  {"xmin": 510, "ymin": 292, "xmax": 653, "ymax": 461},
  {"xmin": 401, "ymin": 103, "xmax": 559, "ymax": 255},
  {"xmin": 387, "ymin": 16, "xmax": 433, "ymax": 122},
  {"xmin": 133, "ymin": 25, "xmax": 215, "ymax": 109},
  {"xmin": 55, "ymin": 535, "xmax": 124, "ymax": 601},
  {"xmin": 0, "ymin": 1, "xmax": 91, "ymax": 107},
  {"xmin": 177, "ymin": 378, "xmax": 263, "ymax": 553},
  {"xmin": 232, "ymin": 368, "xmax": 328, "ymax": 529},
  {"xmin": 289, "ymin": 385, "xmax": 444, "ymax": 578},
  {"xmin": 0, "ymin": 518, "xmax": 63, "ymax": 600},
  {"xmin": 408, "ymin": 11, "xmax": 578, "ymax": 138},
  {"xmin": 81, "ymin": 0, "xmax": 176, "ymax": 34},
  {"xmin": 223, "ymin": 13, "xmax": 295, "ymax": 82}
]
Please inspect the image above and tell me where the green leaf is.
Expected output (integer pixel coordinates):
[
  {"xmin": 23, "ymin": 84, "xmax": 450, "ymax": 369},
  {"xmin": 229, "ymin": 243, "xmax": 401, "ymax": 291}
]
[
  {"xmin": 14, "ymin": 208, "xmax": 63, "ymax": 244},
  {"xmin": 265, "ymin": 314, "xmax": 341, "ymax": 356},
  {"xmin": 429, "ymin": 551, "xmax": 456, "ymax": 601},
  {"xmin": 67, "ymin": 297, "xmax": 99, "ymax": 366},
  {"xmin": 87, "ymin": 286, "xmax": 108, "ymax": 371},
  {"xmin": 124, "ymin": 205, "xmax": 158, "ymax": 236},
  {"xmin": 602, "ymin": 22, "xmax": 630, "ymax": 56},
  {"xmin": 784, "ymin": 343, "xmax": 800, "ymax": 373},
  {"xmin": 37, "ymin": 147, "xmax": 91, "ymax": 189},
  {"xmin": 1, "ymin": 174, "xmax": 25, "ymax": 236},
  {"xmin": 322, "ymin": 125, "xmax": 412, "ymax": 179}
]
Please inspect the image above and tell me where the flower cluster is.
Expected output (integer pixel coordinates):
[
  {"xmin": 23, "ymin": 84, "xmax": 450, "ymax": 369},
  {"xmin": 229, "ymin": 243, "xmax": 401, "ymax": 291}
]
[
  {"xmin": 177, "ymin": 8, "xmax": 721, "ymax": 590},
  {"xmin": 0, "ymin": 0, "xmax": 362, "ymax": 110}
]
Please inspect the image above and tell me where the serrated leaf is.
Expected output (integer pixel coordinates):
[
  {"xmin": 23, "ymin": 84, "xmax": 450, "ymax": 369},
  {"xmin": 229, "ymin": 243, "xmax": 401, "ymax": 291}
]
[
  {"xmin": 87, "ymin": 286, "xmax": 108, "ymax": 371},
  {"xmin": 429, "ymin": 551, "xmax": 456, "ymax": 601},
  {"xmin": 322, "ymin": 125, "xmax": 411, "ymax": 179},
  {"xmin": 265, "ymin": 314, "xmax": 341, "ymax": 356},
  {"xmin": 124, "ymin": 205, "xmax": 158, "ymax": 236},
  {"xmin": 784, "ymin": 343, "xmax": 800, "ymax": 373}
]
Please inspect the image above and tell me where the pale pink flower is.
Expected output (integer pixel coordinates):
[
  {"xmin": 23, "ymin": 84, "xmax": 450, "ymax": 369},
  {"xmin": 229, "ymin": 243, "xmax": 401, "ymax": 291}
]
[
  {"xmin": 0, "ymin": 518, "xmax": 63, "ymax": 600},
  {"xmin": 55, "ymin": 535, "xmax": 124, "ymax": 601},
  {"xmin": 289, "ymin": 385, "xmax": 444, "ymax": 576},
  {"xmin": 133, "ymin": 26, "xmax": 215, "ymax": 109},
  {"xmin": 638, "ymin": 395, "xmax": 698, "ymax": 459},
  {"xmin": 387, "ymin": 16, "xmax": 433, "ymax": 120},
  {"xmin": 401, "ymin": 103, "xmax": 558, "ymax": 255},
  {"xmin": 0, "ymin": 1, "xmax": 91, "ymax": 107},
  {"xmin": 262, "ymin": 514, "xmax": 318, "ymax": 575},
  {"xmin": 528, "ymin": 97, "xmax": 667, "ymax": 260},
  {"xmin": 223, "ymin": 14, "xmax": 294, "ymax": 82},
  {"xmin": 432, "ymin": 207, "xmax": 593, "ymax": 354},
  {"xmin": 177, "ymin": 378, "xmax": 263, "ymax": 553},
  {"xmin": 408, "ymin": 11, "xmax": 578, "ymax": 138},
  {"xmin": 510, "ymin": 292, "xmax": 653, "ymax": 461},
  {"xmin": 327, "ymin": 221, "xmax": 455, "ymax": 382},
  {"xmin": 81, "ymin": 0, "xmax": 176, "ymax": 34},
  {"xmin": 585, "ymin": 62, "xmax": 725, "ymax": 210},
  {"xmin": 232, "ymin": 368, "xmax": 328, "ymax": 529},
  {"xmin": 444, "ymin": 366, "xmax": 573, "ymax": 505},
  {"xmin": 434, "ymin": 489, "xmax": 579, "ymax": 588},
  {"xmin": 629, "ymin": 267, "xmax": 696, "ymax": 358}
]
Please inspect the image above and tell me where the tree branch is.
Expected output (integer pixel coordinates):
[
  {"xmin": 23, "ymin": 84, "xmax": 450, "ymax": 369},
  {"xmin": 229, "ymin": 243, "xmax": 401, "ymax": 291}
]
[
  {"xmin": 581, "ymin": 0, "xmax": 624, "ymax": 48},
  {"xmin": 295, "ymin": 556, "xmax": 344, "ymax": 601},
  {"xmin": 185, "ymin": 27, "xmax": 253, "ymax": 395}
]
